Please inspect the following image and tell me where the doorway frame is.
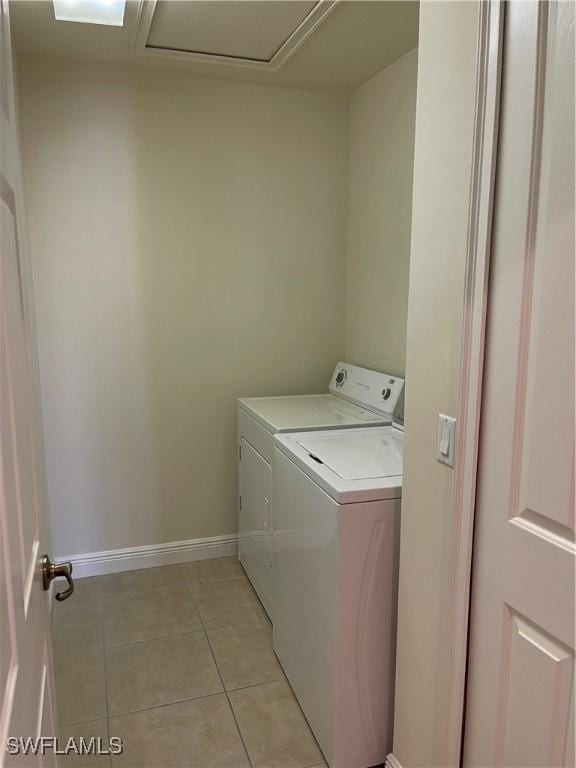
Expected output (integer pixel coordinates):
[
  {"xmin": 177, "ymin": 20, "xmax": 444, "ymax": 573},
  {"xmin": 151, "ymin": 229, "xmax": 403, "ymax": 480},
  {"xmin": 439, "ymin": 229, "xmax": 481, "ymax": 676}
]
[
  {"xmin": 439, "ymin": 1, "xmax": 505, "ymax": 765},
  {"xmin": 385, "ymin": 5, "xmax": 505, "ymax": 767}
]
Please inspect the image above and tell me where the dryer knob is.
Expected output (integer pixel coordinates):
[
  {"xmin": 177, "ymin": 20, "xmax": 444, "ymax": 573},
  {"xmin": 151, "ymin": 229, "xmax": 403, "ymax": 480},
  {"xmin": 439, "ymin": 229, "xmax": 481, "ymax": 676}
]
[
  {"xmin": 382, "ymin": 387, "xmax": 392, "ymax": 400},
  {"xmin": 335, "ymin": 370, "xmax": 346, "ymax": 386}
]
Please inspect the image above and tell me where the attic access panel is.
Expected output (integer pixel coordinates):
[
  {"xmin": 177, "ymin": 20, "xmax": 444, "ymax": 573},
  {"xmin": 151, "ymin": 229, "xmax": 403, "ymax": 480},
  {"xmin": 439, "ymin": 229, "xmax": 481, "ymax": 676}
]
[{"xmin": 134, "ymin": 0, "xmax": 339, "ymax": 69}]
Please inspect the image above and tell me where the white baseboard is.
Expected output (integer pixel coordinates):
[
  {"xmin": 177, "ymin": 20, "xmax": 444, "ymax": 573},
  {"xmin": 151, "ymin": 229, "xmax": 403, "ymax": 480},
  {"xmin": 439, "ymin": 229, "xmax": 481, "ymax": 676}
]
[
  {"xmin": 385, "ymin": 753, "xmax": 405, "ymax": 768},
  {"xmin": 58, "ymin": 534, "xmax": 239, "ymax": 579}
]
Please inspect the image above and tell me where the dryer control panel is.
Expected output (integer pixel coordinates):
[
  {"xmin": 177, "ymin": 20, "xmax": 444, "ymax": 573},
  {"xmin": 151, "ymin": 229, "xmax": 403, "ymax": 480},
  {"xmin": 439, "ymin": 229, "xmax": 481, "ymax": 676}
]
[{"xmin": 329, "ymin": 362, "xmax": 404, "ymax": 417}]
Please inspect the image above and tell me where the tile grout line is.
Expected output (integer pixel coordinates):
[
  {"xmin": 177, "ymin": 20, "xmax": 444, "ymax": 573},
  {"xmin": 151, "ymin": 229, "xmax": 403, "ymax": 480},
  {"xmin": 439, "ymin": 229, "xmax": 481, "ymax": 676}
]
[
  {"xmin": 100, "ymin": 589, "xmax": 263, "ymax": 651},
  {"xmin": 199, "ymin": 595, "xmax": 254, "ymax": 768},
  {"xmin": 225, "ymin": 676, "xmax": 285, "ymax": 694},
  {"xmin": 103, "ymin": 626, "xmax": 205, "ymax": 651},
  {"xmin": 219, "ymin": 573, "xmax": 327, "ymax": 767},
  {"xmin": 98, "ymin": 582, "xmax": 119, "ymax": 766},
  {"xmin": 56, "ymin": 595, "xmax": 111, "ymax": 767},
  {"xmin": 101, "ymin": 617, "xmax": 269, "ymax": 651},
  {"xmin": 106, "ymin": 691, "xmax": 230, "ymax": 722},
  {"xmin": 77, "ymin": 673, "xmax": 290, "ymax": 723},
  {"xmin": 99, "ymin": 602, "xmax": 114, "ymax": 768}
]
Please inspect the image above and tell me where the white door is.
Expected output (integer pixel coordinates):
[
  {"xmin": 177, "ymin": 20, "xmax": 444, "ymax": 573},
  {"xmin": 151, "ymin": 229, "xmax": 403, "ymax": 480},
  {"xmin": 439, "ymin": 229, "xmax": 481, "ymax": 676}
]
[
  {"xmin": 463, "ymin": 1, "xmax": 575, "ymax": 765},
  {"xmin": 238, "ymin": 438, "xmax": 273, "ymax": 616},
  {"xmin": 0, "ymin": 1, "xmax": 59, "ymax": 764}
]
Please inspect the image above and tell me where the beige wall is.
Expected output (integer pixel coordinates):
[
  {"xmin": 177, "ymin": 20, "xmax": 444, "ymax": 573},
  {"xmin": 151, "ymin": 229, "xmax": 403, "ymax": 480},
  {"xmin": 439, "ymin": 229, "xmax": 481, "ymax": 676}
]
[
  {"xmin": 345, "ymin": 47, "xmax": 417, "ymax": 377},
  {"xmin": 18, "ymin": 58, "xmax": 348, "ymax": 558},
  {"xmin": 392, "ymin": 2, "xmax": 480, "ymax": 766}
]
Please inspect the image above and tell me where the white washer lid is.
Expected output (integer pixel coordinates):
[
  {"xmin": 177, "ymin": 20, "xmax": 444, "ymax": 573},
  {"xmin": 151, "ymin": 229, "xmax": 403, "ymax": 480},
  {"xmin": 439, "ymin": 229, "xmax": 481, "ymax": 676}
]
[
  {"xmin": 295, "ymin": 430, "xmax": 403, "ymax": 480},
  {"xmin": 274, "ymin": 426, "xmax": 403, "ymax": 503}
]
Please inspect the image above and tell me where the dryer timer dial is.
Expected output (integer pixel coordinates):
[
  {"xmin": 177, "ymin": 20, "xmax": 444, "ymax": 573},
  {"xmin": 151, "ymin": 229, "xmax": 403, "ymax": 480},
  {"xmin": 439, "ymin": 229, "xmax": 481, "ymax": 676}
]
[{"xmin": 335, "ymin": 370, "xmax": 347, "ymax": 387}]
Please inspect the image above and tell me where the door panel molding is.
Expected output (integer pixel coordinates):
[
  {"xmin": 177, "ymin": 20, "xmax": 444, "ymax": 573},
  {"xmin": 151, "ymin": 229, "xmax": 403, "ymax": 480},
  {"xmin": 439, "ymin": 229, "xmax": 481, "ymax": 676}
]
[
  {"xmin": 510, "ymin": 510, "xmax": 574, "ymax": 554},
  {"xmin": 509, "ymin": 0, "xmax": 575, "ymax": 538},
  {"xmin": 494, "ymin": 606, "xmax": 574, "ymax": 767}
]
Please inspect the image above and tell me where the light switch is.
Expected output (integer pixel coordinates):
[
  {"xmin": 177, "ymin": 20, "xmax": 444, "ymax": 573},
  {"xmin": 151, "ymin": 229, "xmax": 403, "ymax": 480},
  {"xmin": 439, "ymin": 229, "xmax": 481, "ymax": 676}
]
[{"xmin": 437, "ymin": 414, "xmax": 456, "ymax": 467}]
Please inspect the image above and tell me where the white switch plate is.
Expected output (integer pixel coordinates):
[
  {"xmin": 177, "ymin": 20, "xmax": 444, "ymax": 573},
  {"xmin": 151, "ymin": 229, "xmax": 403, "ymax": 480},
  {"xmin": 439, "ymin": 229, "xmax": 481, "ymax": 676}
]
[{"xmin": 437, "ymin": 413, "xmax": 456, "ymax": 468}]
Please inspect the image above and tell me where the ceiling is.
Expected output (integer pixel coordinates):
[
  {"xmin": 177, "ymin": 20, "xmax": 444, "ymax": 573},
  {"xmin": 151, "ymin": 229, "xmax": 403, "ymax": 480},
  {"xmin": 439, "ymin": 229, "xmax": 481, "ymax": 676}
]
[
  {"xmin": 10, "ymin": 0, "xmax": 419, "ymax": 91},
  {"xmin": 145, "ymin": 1, "xmax": 319, "ymax": 62}
]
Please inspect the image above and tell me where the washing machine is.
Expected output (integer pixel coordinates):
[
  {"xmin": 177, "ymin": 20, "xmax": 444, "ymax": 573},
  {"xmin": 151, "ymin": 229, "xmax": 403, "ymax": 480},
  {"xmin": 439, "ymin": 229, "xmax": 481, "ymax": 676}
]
[
  {"xmin": 273, "ymin": 422, "xmax": 404, "ymax": 768},
  {"xmin": 237, "ymin": 363, "xmax": 403, "ymax": 618}
]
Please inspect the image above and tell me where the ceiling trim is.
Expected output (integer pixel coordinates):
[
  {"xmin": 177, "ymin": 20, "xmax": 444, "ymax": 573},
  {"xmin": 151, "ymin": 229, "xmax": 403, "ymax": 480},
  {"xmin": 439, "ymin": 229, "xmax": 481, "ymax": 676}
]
[{"xmin": 132, "ymin": 0, "xmax": 340, "ymax": 70}]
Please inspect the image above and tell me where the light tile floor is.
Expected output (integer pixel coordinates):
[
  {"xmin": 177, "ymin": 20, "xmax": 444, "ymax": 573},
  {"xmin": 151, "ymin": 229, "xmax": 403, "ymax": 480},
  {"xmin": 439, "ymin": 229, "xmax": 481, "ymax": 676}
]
[{"xmin": 53, "ymin": 558, "xmax": 326, "ymax": 768}]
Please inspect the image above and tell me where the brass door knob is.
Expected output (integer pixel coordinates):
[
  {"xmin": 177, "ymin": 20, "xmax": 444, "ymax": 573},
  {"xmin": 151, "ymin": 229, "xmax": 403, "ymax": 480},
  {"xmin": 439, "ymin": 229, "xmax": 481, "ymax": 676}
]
[{"xmin": 41, "ymin": 554, "xmax": 74, "ymax": 602}]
